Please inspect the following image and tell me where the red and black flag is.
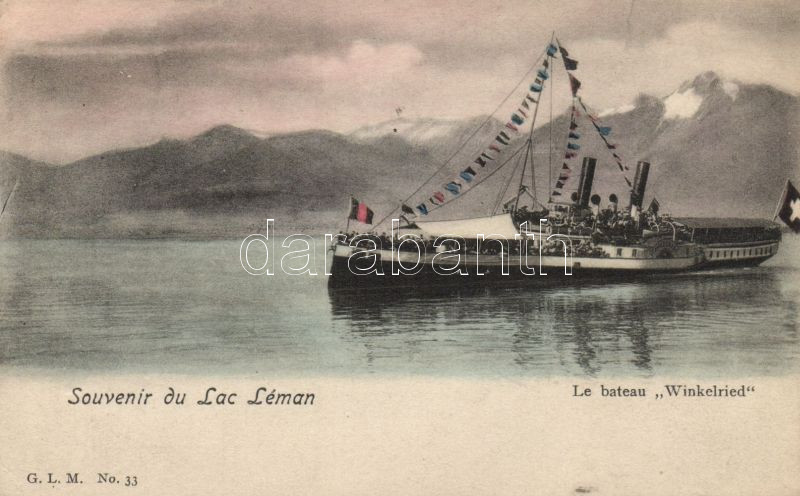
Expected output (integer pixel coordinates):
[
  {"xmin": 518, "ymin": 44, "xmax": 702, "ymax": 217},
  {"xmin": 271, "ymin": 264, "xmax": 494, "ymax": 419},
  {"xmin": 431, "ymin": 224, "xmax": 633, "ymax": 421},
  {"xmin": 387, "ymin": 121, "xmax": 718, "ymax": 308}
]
[
  {"xmin": 349, "ymin": 197, "xmax": 374, "ymax": 224},
  {"xmin": 777, "ymin": 180, "xmax": 800, "ymax": 233}
]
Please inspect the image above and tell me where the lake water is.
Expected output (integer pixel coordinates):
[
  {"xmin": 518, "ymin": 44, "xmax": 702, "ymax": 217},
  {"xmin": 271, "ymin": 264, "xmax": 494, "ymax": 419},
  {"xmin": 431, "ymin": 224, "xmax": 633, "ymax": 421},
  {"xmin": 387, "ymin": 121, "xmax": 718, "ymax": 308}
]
[{"xmin": 1, "ymin": 236, "xmax": 798, "ymax": 378}]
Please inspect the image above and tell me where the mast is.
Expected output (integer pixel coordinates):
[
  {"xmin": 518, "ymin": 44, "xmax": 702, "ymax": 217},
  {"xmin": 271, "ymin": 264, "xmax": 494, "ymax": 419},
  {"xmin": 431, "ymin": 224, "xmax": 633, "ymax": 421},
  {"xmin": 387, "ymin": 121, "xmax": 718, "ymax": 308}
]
[{"xmin": 513, "ymin": 32, "xmax": 555, "ymax": 213}]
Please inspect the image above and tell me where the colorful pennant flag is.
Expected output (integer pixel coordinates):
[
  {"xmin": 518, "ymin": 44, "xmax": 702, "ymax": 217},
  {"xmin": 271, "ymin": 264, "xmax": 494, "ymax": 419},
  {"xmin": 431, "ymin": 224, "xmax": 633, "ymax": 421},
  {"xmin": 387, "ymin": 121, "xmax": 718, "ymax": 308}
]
[
  {"xmin": 460, "ymin": 167, "xmax": 476, "ymax": 182},
  {"xmin": 481, "ymin": 153, "xmax": 494, "ymax": 161},
  {"xmin": 521, "ymin": 100, "xmax": 530, "ymax": 110},
  {"xmin": 565, "ymin": 152, "xmax": 577, "ymax": 159},
  {"xmin": 537, "ymin": 69, "xmax": 549, "ymax": 80},
  {"xmin": 445, "ymin": 182, "xmax": 461, "ymax": 195},
  {"xmin": 433, "ymin": 192, "xmax": 445, "ymax": 204},
  {"xmin": 416, "ymin": 203, "xmax": 429, "ymax": 215},
  {"xmin": 505, "ymin": 123, "xmax": 519, "ymax": 132},
  {"xmin": 547, "ymin": 43, "xmax": 558, "ymax": 56},
  {"xmin": 495, "ymin": 135, "xmax": 509, "ymax": 145},
  {"xmin": 563, "ymin": 56, "xmax": 578, "ymax": 71},
  {"xmin": 475, "ymin": 157, "xmax": 487, "ymax": 167},
  {"xmin": 596, "ymin": 125, "xmax": 612, "ymax": 136},
  {"xmin": 568, "ymin": 74, "xmax": 581, "ymax": 96},
  {"xmin": 489, "ymin": 144, "xmax": 501, "ymax": 153},
  {"xmin": 555, "ymin": 181, "xmax": 564, "ymax": 189},
  {"xmin": 567, "ymin": 142, "xmax": 581, "ymax": 150},
  {"xmin": 401, "ymin": 204, "xmax": 414, "ymax": 215},
  {"xmin": 569, "ymin": 132, "xmax": 580, "ymax": 139},
  {"xmin": 530, "ymin": 83, "xmax": 543, "ymax": 93},
  {"xmin": 511, "ymin": 113, "xmax": 524, "ymax": 125}
]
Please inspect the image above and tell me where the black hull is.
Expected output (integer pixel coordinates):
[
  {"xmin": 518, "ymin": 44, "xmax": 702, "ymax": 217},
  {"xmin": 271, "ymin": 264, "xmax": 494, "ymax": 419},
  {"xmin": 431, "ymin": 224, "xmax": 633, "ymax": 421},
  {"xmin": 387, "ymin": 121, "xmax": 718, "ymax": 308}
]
[{"xmin": 327, "ymin": 252, "xmax": 773, "ymax": 289}]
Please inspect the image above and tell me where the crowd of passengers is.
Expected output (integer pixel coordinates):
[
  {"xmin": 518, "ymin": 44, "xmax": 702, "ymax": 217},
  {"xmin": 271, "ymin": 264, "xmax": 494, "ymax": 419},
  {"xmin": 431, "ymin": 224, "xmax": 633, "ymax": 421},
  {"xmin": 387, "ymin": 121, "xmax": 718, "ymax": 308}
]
[
  {"xmin": 335, "ymin": 231, "xmax": 609, "ymax": 257},
  {"xmin": 334, "ymin": 203, "xmax": 695, "ymax": 258}
]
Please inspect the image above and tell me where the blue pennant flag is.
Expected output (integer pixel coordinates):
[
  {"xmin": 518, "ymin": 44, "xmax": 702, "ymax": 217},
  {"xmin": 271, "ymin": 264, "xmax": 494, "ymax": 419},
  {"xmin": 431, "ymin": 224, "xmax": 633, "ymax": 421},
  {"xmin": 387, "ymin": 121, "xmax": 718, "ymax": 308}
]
[
  {"xmin": 596, "ymin": 125, "xmax": 612, "ymax": 136},
  {"xmin": 530, "ymin": 83, "xmax": 543, "ymax": 93},
  {"xmin": 511, "ymin": 113, "xmax": 524, "ymax": 125},
  {"xmin": 537, "ymin": 68, "xmax": 549, "ymax": 80},
  {"xmin": 567, "ymin": 142, "xmax": 581, "ymax": 150},
  {"xmin": 546, "ymin": 43, "xmax": 558, "ymax": 56},
  {"xmin": 445, "ymin": 182, "xmax": 461, "ymax": 195},
  {"xmin": 460, "ymin": 167, "xmax": 476, "ymax": 183},
  {"xmin": 569, "ymin": 132, "xmax": 580, "ymax": 139},
  {"xmin": 416, "ymin": 203, "xmax": 429, "ymax": 215}
]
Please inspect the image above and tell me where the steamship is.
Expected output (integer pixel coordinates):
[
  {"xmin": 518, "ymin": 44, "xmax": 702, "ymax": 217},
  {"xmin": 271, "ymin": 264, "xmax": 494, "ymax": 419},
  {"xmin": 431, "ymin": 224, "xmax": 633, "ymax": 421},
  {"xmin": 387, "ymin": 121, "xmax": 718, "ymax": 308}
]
[{"xmin": 327, "ymin": 37, "xmax": 782, "ymax": 288}]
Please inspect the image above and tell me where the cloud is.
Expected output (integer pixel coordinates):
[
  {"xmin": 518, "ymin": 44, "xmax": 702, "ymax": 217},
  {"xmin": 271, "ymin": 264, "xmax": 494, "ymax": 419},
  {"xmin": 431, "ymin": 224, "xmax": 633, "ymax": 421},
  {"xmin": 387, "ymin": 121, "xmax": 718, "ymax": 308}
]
[{"xmin": 0, "ymin": 0, "xmax": 797, "ymax": 163}]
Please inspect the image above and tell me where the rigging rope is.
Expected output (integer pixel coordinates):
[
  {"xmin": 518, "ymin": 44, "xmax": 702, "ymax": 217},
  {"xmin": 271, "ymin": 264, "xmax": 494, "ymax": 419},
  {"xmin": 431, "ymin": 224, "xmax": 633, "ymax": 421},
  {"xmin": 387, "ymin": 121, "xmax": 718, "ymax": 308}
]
[
  {"xmin": 409, "ymin": 142, "xmax": 528, "ymax": 218},
  {"xmin": 371, "ymin": 45, "xmax": 549, "ymax": 228},
  {"xmin": 493, "ymin": 145, "xmax": 527, "ymax": 214}
]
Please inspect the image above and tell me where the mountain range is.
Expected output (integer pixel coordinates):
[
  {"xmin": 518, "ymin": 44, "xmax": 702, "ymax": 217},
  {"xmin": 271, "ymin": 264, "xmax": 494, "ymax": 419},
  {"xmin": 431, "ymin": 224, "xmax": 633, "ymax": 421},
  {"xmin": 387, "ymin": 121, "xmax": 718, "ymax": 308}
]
[{"xmin": 0, "ymin": 71, "xmax": 797, "ymax": 238}]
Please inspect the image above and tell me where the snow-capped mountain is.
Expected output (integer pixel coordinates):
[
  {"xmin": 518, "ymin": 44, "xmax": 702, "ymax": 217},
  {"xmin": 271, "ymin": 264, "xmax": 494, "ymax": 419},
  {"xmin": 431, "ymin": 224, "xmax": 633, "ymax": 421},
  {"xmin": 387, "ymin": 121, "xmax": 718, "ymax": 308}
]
[{"xmin": 1, "ymin": 72, "xmax": 797, "ymax": 237}]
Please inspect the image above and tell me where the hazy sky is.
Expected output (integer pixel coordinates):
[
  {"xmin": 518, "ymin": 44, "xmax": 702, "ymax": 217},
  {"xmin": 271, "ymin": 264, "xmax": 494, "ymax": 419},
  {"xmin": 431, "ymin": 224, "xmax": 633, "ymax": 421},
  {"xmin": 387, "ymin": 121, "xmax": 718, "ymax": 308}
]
[{"xmin": 1, "ymin": 0, "xmax": 798, "ymax": 163}]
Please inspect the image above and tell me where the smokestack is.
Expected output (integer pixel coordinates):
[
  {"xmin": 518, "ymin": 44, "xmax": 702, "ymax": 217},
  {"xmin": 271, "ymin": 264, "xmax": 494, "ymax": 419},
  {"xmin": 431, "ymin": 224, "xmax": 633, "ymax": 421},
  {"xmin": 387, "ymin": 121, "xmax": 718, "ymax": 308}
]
[
  {"xmin": 577, "ymin": 157, "xmax": 597, "ymax": 208},
  {"xmin": 629, "ymin": 160, "xmax": 650, "ymax": 222},
  {"xmin": 629, "ymin": 161, "xmax": 650, "ymax": 209}
]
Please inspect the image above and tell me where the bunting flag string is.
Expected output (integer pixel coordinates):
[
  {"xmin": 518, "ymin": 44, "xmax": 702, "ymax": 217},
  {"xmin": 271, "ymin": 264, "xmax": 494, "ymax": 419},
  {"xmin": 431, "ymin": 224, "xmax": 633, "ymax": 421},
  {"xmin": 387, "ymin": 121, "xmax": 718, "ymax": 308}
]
[
  {"xmin": 552, "ymin": 103, "xmax": 579, "ymax": 197},
  {"xmin": 575, "ymin": 96, "xmax": 634, "ymax": 190},
  {"xmin": 410, "ymin": 41, "xmax": 559, "ymax": 215}
]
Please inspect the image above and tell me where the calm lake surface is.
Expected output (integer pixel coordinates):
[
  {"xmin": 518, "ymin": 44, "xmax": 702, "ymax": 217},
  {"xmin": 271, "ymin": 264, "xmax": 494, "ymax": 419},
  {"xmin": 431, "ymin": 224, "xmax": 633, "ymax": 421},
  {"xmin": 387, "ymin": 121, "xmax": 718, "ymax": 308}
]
[{"xmin": 1, "ymin": 236, "xmax": 798, "ymax": 377}]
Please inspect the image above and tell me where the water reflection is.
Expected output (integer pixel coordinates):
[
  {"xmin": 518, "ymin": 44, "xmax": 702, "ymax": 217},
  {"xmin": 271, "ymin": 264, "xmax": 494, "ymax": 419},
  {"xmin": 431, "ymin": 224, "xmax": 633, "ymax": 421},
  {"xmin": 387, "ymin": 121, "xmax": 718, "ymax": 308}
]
[
  {"xmin": 330, "ymin": 270, "xmax": 793, "ymax": 376},
  {"xmin": 1, "ymin": 239, "xmax": 797, "ymax": 377}
]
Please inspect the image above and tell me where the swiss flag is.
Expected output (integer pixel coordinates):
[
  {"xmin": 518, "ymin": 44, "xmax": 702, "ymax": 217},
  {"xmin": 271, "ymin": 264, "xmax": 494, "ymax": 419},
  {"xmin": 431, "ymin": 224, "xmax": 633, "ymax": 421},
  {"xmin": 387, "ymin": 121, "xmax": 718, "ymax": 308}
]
[{"xmin": 778, "ymin": 180, "xmax": 800, "ymax": 233}]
